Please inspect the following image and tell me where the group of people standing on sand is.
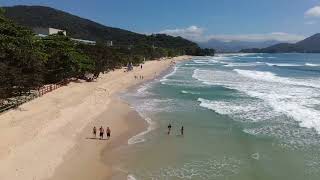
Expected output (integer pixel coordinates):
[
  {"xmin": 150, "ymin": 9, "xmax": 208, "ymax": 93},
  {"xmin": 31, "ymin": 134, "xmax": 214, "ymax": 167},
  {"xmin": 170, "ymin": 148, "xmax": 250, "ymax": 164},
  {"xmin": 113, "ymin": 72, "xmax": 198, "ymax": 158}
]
[
  {"xmin": 92, "ymin": 126, "xmax": 111, "ymax": 140},
  {"xmin": 167, "ymin": 123, "xmax": 184, "ymax": 136},
  {"xmin": 132, "ymin": 64, "xmax": 144, "ymax": 79},
  {"xmin": 134, "ymin": 75, "xmax": 144, "ymax": 80}
]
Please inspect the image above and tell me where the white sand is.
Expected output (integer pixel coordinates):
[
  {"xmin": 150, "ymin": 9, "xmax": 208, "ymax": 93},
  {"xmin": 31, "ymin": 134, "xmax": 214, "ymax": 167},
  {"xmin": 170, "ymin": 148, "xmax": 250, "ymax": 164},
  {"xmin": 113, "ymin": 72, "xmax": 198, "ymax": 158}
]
[{"xmin": 0, "ymin": 56, "xmax": 191, "ymax": 180}]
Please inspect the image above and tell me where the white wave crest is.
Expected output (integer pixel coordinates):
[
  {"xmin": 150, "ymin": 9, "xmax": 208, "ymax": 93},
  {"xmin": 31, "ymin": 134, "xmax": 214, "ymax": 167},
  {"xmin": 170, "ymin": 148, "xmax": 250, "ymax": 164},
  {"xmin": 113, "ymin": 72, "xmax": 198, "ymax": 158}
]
[
  {"xmin": 193, "ymin": 69, "xmax": 320, "ymax": 133},
  {"xmin": 192, "ymin": 60, "xmax": 210, "ymax": 64},
  {"xmin": 181, "ymin": 90, "xmax": 200, "ymax": 95},
  {"xmin": 305, "ymin": 63, "xmax": 320, "ymax": 67},
  {"xmin": 160, "ymin": 66, "xmax": 178, "ymax": 82},
  {"xmin": 266, "ymin": 63, "xmax": 301, "ymax": 67},
  {"xmin": 198, "ymin": 98, "xmax": 276, "ymax": 121},
  {"xmin": 223, "ymin": 62, "xmax": 261, "ymax": 67},
  {"xmin": 127, "ymin": 174, "xmax": 137, "ymax": 180},
  {"xmin": 128, "ymin": 117, "xmax": 155, "ymax": 145},
  {"xmin": 136, "ymin": 83, "xmax": 153, "ymax": 96},
  {"xmin": 234, "ymin": 69, "xmax": 320, "ymax": 88},
  {"xmin": 246, "ymin": 56, "xmax": 264, "ymax": 59},
  {"xmin": 127, "ymin": 98, "xmax": 173, "ymax": 144}
]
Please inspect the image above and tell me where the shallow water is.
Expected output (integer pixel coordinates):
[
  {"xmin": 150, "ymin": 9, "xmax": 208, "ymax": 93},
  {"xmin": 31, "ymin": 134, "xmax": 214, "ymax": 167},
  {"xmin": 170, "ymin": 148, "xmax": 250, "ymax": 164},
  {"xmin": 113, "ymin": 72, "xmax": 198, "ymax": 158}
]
[{"xmin": 121, "ymin": 53, "xmax": 320, "ymax": 180}]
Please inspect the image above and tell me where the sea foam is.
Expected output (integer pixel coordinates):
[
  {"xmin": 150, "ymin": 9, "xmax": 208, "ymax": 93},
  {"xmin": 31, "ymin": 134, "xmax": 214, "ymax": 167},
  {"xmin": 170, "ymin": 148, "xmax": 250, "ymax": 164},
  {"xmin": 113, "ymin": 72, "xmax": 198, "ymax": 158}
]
[
  {"xmin": 128, "ymin": 116, "xmax": 155, "ymax": 145},
  {"xmin": 306, "ymin": 63, "xmax": 320, "ymax": 67},
  {"xmin": 193, "ymin": 69, "xmax": 320, "ymax": 133},
  {"xmin": 127, "ymin": 174, "xmax": 137, "ymax": 180},
  {"xmin": 266, "ymin": 63, "xmax": 301, "ymax": 67},
  {"xmin": 223, "ymin": 62, "xmax": 262, "ymax": 67},
  {"xmin": 197, "ymin": 98, "xmax": 276, "ymax": 121},
  {"xmin": 181, "ymin": 90, "xmax": 200, "ymax": 95},
  {"xmin": 160, "ymin": 66, "xmax": 178, "ymax": 82},
  {"xmin": 233, "ymin": 69, "xmax": 320, "ymax": 88}
]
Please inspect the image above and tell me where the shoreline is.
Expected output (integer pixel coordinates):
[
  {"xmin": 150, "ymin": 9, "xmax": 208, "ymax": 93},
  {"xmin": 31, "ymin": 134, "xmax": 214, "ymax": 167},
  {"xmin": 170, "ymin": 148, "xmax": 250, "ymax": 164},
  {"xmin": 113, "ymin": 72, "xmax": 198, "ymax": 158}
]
[
  {"xmin": 120, "ymin": 61, "xmax": 179, "ymax": 146},
  {"xmin": 0, "ymin": 56, "xmax": 192, "ymax": 180},
  {"xmin": 48, "ymin": 97, "xmax": 147, "ymax": 180}
]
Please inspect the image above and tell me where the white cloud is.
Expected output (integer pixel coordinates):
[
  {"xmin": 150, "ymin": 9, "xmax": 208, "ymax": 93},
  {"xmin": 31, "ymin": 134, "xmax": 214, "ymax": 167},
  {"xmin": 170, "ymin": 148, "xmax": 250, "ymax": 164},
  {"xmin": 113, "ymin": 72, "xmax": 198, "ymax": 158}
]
[
  {"xmin": 159, "ymin": 26, "xmax": 204, "ymax": 41},
  {"xmin": 305, "ymin": 6, "xmax": 320, "ymax": 18},
  {"xmin": 158, "ymin": 26, "xmax": 305, "ymax": 43}
]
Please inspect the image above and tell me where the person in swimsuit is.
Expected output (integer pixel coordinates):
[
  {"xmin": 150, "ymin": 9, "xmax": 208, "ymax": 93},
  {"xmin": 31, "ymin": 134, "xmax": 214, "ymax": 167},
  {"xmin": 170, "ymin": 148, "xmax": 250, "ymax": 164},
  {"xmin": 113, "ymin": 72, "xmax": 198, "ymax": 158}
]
[
  {"xmin": 93, "ymin": 126, "xmax": 97, "ymax": 138},
  {"xmin": 168, "ymin": 123, "xmax": 172, "ymax": 135},
  {"xmin": 106, "ymin": 127, "xmax": 111, "ymax": 139},
  {"xmin": 99, "ymin": 126, "xmax": 104, "ymax": 140}
]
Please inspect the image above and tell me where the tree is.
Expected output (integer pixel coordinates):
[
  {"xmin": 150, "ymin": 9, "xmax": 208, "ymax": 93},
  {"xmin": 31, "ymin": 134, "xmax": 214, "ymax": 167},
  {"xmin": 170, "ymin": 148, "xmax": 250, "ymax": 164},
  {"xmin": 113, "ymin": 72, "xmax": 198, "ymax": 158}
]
[
  {"xmin": 0, "ymin": 15, "xmax": 46, "ymax": 99},
  {"xmin": 41, "ymin": 34, "xmax": 94, "ymax": 83},
  {"xmin": 0, "ymin": 8, "xmax": 5, "ymax": 17}
]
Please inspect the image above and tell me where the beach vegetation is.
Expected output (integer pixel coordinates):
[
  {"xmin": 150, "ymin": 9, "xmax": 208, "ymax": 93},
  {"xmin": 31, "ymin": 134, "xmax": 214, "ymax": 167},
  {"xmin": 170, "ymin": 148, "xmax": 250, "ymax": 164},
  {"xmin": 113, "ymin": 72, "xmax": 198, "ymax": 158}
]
[
  {"xmin": 41, "ymin": 34, "xmax": 94, "ymax": 83},
  {"xmin": 0, "ymin": 14, "xmax": 46, "ymax": 99}
]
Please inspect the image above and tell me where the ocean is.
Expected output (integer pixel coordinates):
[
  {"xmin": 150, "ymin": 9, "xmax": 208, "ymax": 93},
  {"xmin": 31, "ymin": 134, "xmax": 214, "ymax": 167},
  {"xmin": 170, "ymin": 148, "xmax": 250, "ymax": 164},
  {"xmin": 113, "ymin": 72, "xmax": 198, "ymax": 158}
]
[{"xmin": 120, "ymin": 53, "xmax": 320, "ymax": 180}]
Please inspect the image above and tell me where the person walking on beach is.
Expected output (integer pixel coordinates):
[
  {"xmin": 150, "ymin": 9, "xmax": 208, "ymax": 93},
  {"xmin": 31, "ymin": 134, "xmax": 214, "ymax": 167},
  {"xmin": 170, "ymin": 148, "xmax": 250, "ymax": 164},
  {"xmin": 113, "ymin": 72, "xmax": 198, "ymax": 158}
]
[
  {"xmin": 168, "ymin": 123, "xmax": 172, "ymax": 135},
  {"xmin": 93, "ymin": 126, "xmax": 97, "ymax": 138},
  {"xmin": 106, "ymin": 127, "xmax": 111, "ymax": 139},
  {"xmin": 99, "ymin": 126, "xmax": 104, "ymax": 140},
  {"xmin": 140, "ymin": 64, "xmax": 143, "ymax": 69},
  {"xmin": 181, "ymin": 126, "xmax": 184, "ymax": 136}
]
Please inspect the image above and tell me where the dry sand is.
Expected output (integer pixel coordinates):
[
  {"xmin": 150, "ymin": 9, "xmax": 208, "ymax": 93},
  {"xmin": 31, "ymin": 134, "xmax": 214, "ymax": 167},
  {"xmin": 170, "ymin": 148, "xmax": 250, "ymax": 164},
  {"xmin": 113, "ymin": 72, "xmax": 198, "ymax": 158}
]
[{"xmin": 0, "ymin": 56, "xmax": 191, "ymax": 180}]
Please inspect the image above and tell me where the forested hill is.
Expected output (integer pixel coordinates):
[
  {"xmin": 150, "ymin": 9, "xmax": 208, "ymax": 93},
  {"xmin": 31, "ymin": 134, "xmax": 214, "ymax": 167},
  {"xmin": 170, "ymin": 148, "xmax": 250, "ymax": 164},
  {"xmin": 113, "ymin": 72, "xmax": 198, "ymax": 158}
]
[
  {"xmin": 240, "ymin": 33, "xmax": 320, "ymax": 53},
  {"xmin": 3, "ymin": 5, "xmax": 199, "ymax": 51}
]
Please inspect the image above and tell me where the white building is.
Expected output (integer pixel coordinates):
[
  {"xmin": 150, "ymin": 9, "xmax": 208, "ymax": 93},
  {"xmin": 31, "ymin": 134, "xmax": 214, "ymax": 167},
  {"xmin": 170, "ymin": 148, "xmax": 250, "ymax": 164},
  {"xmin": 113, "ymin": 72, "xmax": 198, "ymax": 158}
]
[
  {"xmin": 33, "ymin": 27, "xmax": 67, "ymax": 36},
  {"xmin": 106, "ymin": 40, "xmax": 113, "ymax": 47},
  {"xmin": 71, "ymin": 38, "xmax": 96, "ymax": 45}
]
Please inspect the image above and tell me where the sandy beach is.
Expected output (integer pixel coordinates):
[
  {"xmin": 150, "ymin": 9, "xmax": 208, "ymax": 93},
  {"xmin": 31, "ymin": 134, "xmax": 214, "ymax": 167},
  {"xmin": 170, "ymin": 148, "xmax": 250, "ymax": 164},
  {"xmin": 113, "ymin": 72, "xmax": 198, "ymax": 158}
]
[{"xmin": 0, "ymin": 56, "xmax": 191, "ymax": 180}]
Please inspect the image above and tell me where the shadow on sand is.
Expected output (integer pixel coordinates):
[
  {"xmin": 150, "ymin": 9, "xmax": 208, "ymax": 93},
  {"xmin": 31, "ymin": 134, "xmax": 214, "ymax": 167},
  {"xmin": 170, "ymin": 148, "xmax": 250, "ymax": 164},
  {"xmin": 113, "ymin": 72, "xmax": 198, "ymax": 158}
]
[{"xmin": 86, "ymin": 137, "xmax": 109, "ymax": 141}]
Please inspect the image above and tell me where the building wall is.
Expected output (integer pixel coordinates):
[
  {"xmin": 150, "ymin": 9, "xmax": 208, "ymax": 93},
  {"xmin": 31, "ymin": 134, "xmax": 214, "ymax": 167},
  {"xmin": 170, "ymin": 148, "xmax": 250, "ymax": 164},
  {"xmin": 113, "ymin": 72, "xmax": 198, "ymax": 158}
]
[
  {"xmin": 33, "ymin": 27, "xmax": 66, "ymax": 36},
  {"xmin": 107, "ymin": 40, "xmax": 113, "ymax": 47},
  {"xmin": 33, "ymin": 27, "xmax": 49, "ymax": 36},
  {"xmin": 48, "ymin": 28, "xmax": 67, "ymax": 36}
]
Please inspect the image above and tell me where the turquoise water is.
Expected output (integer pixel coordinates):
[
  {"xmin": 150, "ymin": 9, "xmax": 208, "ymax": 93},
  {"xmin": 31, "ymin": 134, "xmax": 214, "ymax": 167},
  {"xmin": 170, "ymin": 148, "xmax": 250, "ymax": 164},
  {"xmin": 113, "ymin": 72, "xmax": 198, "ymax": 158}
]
[{"xmin": 122, "ymin": 53, "xmax": 320, "ymax": 180}]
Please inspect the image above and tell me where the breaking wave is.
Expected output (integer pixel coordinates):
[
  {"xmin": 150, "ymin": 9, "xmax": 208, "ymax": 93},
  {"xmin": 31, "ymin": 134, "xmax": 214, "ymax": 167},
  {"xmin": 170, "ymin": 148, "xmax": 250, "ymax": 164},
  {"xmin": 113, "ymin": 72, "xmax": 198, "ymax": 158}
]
[
  {"xmin": 306, "ymin": 63, "xmax": 320, "ymax": 67},
  {"xmin": 193, "ymin": 69, "xmax": 320, "ymax": 133}
]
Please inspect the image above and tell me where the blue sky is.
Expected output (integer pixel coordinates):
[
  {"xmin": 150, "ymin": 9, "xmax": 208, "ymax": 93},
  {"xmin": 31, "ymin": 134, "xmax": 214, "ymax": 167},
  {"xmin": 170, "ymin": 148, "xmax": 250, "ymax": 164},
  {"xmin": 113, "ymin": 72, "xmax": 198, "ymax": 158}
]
[{"xmin": 1, "ymin": 0, "xmax": 320, "ymax": 42}]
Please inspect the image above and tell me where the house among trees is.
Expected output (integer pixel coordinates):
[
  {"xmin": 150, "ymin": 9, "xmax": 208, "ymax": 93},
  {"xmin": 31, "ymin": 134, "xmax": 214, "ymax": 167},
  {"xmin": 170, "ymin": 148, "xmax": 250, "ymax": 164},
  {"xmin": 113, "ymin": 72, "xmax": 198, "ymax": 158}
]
[
  {"xmin": 106, "ymin": 40, "xmax": 113, "ymax": 47},
  {"xmin": 33, "ymin": 27, "xmax": 67, "ymax": 36},
  {"xmin": 33, "ymin": 27, "xmax": 96, "ymax": 45},
  {"xmin": 71, "ymin": 38, "xmax": 96, "ymax": 45}
]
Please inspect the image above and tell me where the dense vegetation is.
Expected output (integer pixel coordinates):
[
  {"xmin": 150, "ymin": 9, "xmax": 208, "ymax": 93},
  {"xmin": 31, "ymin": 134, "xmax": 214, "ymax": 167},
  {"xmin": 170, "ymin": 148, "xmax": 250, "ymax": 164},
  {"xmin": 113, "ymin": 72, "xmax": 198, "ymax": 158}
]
[
  {"xmin": 240, "ymin": 34, "xmax": 320, "ymax": 53},
  {"xmin": 0, "ymin": 8, "xmax": 45, "ymax": 99},
  {"xmin": 0, "ymin": 7, "xmax": 214, "ymax": 101}
]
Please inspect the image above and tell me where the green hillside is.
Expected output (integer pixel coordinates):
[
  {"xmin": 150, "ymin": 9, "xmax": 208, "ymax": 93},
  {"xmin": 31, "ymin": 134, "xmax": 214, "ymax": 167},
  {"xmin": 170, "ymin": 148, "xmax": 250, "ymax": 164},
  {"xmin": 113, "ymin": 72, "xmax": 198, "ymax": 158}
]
[{"xmin": 3, "ymin": 5, "xmax": 201, "ymax": 53}]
